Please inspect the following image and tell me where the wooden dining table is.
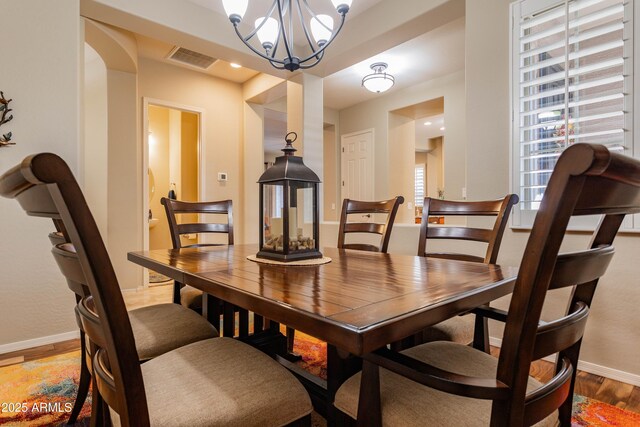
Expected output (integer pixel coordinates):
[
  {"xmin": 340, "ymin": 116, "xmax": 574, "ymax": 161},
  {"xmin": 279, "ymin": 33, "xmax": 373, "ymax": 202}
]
[{"xmin": 128, "ymin": 244, "xmax": 518, "ymax": 423}]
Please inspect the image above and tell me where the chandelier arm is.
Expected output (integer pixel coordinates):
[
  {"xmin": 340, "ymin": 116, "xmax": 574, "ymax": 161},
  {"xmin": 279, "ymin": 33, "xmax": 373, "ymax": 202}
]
[
  {"xmin": 275, "ymin": 0, "xmax": 295, "ymax": 62},
  {"xmin": 288, "ymin": 0, "xmax": 295, "ymax": 53},
  {"xmin": 297, "ymin": 12, "xmax": 345, "ymax": 65},
  {"xmin": 234, "ymin": 24, "xmax": 287, "ymax": 66},
  {"xmin": 244, "ymin": 0, "xmax": 279, "ymax": 41},
  {"xmin": 298, "ymin": 51, "xmax": 325, "ymax": 69},
  {"xmin": 269, "ymin": 60, "xmax": 287, "ymax": 70},
  {"xmin": 296, "ymin": 0, "xmax": 318, "ymax": 56}
]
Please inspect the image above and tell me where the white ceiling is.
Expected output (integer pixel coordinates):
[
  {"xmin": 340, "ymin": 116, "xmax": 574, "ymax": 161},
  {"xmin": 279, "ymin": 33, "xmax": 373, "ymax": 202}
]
[
  {"xmin": 136, "ymin": 34, "xmax": 261, "ymax": 83},
  {"xmin": 84, "ymin": 0, "xmax": 466, "ymax": 110},
  {"xmin": 323, "ymin": 17, "xmax": 465, "ymax": 110},
  {"xmin": 186, "ymin": 0, "xmax": 386, "ymax": 22},
  {"xmin": 416, "ymin": 113, "xmax": 445, "ymax": 151},
  {"xmin": 182, "ymin": 0, "xmax": 466, "ymax": 110}
]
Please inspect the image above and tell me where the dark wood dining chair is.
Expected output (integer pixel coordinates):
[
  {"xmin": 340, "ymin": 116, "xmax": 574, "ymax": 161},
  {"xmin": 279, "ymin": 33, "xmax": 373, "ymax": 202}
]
[
  {"xmin": 337, "ymin": 196, "xmax": 405, "ymax": 253},
  {"xmin": 44, "ymin": 219, "xmax": 220, "ymax": 425},
  {"xmin": 406, "ymin": 194, "xmax": 519, "ymax": 352},
  {"xmin": 1, "ymin": 153, "xmax": 312, "ymax": 427},
  {"xmin": 47, "ymin": 224, "xmax": 92, "ymax": 425},
  {"xmin": 161, "ymin": 197, "xmax": 234, "ymax": 310},
  {"xmin": 334, "ymin": 143, "xmax": 640, "ymax": 426}
]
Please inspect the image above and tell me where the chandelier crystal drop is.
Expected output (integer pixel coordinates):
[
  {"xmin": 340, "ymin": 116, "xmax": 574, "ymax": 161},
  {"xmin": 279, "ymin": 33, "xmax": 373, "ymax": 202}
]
[{"xmin": 222, "ymin": 0, "xmax": 353, "ymax": 72}]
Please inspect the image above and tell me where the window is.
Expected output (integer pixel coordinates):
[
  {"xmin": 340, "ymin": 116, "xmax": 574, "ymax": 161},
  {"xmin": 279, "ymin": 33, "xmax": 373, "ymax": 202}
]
[
  {"xmin": 511, "ymin": 0, "xmax": 635, "ymax": 227},
  {"xmin": 415, "ymin": 165, "xmax": 425, "ymax": 207}
]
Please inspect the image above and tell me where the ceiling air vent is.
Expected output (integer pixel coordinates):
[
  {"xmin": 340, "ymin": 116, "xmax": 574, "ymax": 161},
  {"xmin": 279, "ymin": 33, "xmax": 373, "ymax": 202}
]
[{"xmin": 166, "ymin": 47, "xmax": 217, "ymax": 70}]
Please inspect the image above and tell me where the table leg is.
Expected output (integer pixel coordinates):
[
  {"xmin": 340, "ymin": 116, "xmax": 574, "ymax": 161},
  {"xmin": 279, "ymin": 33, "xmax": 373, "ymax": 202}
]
[{"xmin": 202, "ymin": 293, "xmax": 221, "ymax": 335}]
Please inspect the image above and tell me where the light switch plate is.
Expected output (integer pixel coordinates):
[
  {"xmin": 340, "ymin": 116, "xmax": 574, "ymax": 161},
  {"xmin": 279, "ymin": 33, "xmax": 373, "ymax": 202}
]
[{"xmin": 218, "ymin": 172, "xmax": 228, "ymax": 182}]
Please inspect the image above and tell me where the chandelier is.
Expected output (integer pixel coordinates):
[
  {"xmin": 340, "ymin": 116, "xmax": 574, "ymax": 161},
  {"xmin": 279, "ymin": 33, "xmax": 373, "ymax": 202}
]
[
  {"xmin": 222, "ymin": 0, "xmax": 353, "ymax": 72},
  {"xmin": 362, "ymin": 62, "xmax": 395, "ymax": 93}
]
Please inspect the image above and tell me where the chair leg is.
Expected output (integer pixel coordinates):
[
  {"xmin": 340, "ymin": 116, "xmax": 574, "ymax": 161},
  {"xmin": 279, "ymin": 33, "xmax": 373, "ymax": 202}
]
[
  {"xmin": 558, "ymin": 344, "xmax": 581, "ymax": 427},
  {"xmin": 68, "ymin": 331, "xmax": 91, "ymax": 424},
  {"xmin": 89, "ymin": 376, "xmax": 102, "ymax": 427}
]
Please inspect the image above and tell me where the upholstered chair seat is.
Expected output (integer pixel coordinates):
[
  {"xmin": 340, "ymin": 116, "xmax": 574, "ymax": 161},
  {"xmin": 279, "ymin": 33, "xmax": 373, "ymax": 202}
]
[
  {"xmin": 179, "ymin": 285, "xmax": 204, "ymax": 311},
  {"xmin": 335, "ymin": 341, "xmax": 558, "ymax": 427},
  {"xmin": 416, "ymin": 314, "xmax": 475, "ymax": 346},
  {"xmin": 110, "ymin": 338, "xmax": 313, "ymax": 427},
  {"xmin": 128, "ymin": 303, "xmax": 218, "ymax": 361}
]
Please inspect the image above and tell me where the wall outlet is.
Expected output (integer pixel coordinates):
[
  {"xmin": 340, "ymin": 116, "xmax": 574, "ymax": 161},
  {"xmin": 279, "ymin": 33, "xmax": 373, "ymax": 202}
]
[
  {"xmin": 462, "ymin": 187, "xmax": 467, "ymax": 199},
  {"xmin": 331, "ymin": 203, "xmax": 336, "ymax": 210},
  {"xmin": 407, "ymin": 202, "xmax": 413, "ymax": 210},
  {"xmin": 217, "ymin": 172, "xmax": 228, "ymax": 182}
]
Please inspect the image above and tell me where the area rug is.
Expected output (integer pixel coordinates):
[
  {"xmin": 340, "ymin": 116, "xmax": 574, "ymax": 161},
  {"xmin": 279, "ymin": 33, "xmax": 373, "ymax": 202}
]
[
  {"xmin": 0, "ymin": 351, "xmax": 90, "ymax": 426},
  {"xmin": 2, "ymin": 343, "xmax": 639, "ymax": 427},
  {"xmin": 148, "ymin": 270, "xmax": 171, "ymax": 284}
]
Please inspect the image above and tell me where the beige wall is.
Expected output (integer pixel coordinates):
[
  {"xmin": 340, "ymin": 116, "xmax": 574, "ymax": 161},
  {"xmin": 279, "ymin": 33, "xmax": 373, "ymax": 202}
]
[
  {"xmin": 181, "ymin": 112, "xmax": 199, "ymax": 203},
  {"xmin": 466, "ymin": 0, "xmax": 640, "ymax": 382},
  {"xmin": 339, "ymin": 71, "xmax": 466, "ymax": 209},
  {"xmin": 0, "ymin": 0, "xmax": 81, "ymax": 349},
  {"xmin": 426, "ymin": 138, "xmax": 444, "ymax": 198},
  {"xmin": 323, "ymin": 107, "xmax": 340, "ymax": 222},
  {"xmin": 85, "ymin": 21, "xmax": 141, "ymax": 290},
  {"xmin": 84, "ymin": 45, "xmax": 109, "ymax": 241},
  {"xmin": 323, "ymin": 126, "xmax": 338, "ymax": 221},
  {"xmin": 138, "ymin": 58, "xmax": 244, "ymax": 242},
  {"xmin": 148, "ymin": 105, "xmax": 171, "ymax": 250},
  {"xmin": 388, "ymin": 113, "xmax": 416, "ymax": 223}
]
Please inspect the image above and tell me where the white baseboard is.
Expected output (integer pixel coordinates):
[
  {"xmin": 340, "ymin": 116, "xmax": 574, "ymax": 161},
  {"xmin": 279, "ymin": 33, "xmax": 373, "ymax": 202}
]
[
  {"xmin": 489, "ymin": 337, "xmax": 640, "ymax": 387},
  {"xmin": 0, "ymin": 330, "xmax": 80, "ymax": 355},
  {"xmin": 121, "ymin": 287, "xmax": 145, "ymax": 293}
]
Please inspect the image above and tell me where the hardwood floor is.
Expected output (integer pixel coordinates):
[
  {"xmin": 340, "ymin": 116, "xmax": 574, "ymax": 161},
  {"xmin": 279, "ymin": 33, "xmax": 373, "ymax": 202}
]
[
  {"xmin": 497, "ymin": 347, "xmax": 640, "ymax": 413},
  {"xmin": 1, "ymin": 283, "xmax": 638, "ymax": 415}
]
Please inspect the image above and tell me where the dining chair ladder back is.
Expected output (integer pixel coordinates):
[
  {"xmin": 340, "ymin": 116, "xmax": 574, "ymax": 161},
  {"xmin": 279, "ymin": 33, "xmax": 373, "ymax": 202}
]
[
  {"xmin": 161, "ymin": 197, "xmax": 233, "ymax": 302},
  {"xmin": 161, "ymin": 197, "xmax": 261, "ymax": 340},
  {"xmin": 408, "ymin": 194, "xmax": 519, "ymax": 353},
  {"xmin": 418, "ymin": 194, "xmax": 519, "ymax": 263},
  {"xmin": 337, "ymin": 196, "xmax": 405, "ymax": 253}
]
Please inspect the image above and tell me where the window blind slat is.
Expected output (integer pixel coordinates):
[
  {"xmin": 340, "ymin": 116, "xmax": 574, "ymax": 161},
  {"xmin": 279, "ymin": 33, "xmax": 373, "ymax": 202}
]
[
  {"xmin": 513, "ymin": 0, "xmax": 631, "ymax": 218},
  {"xmin": 520, "ymin": 75, "xmax": 623, "ymax": 102}
]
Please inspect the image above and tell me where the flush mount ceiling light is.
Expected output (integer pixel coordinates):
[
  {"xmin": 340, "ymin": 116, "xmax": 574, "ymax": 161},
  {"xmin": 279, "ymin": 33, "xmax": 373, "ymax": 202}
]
[
  {"xmin": 222, "ymin": 0, "xmax": 352, "ymax": 72},
  {"xmin": 362, "ymin": 62, "xmax": 395, "ymax": 93}
]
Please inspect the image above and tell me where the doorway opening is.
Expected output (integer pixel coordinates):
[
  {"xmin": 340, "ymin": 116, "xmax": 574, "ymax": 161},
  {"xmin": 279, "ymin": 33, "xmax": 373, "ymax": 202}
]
[
  {"xmin": 389, "ymin": 97, "xmax": 445, "ymax": 224},
  {"xmin": 143, "ymin": 99, "xmax": 204, "ymax": 261}
]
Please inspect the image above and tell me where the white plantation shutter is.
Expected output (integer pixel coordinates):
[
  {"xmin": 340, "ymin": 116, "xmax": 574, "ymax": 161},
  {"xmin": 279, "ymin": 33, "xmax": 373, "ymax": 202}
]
[
  {"xmin": 415, "ymin": 165, "xmax": 425, "ymax": 207},
  {"xmin": 511, "ymin": 0, "xmax": 634, "ymax": 225}
]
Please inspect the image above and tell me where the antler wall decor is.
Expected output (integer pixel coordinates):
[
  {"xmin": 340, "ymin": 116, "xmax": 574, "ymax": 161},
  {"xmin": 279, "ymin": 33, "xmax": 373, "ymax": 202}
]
[{"xmin": 0, "ymin": 91, "xmax": 14, "ymax": 147}]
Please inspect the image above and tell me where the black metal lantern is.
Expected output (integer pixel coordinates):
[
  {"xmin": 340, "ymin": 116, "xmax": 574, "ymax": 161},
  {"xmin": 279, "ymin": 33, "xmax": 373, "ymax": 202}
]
[{"xmin": 258, "ymin": 132, "xmax": 322, "ymax": 262}]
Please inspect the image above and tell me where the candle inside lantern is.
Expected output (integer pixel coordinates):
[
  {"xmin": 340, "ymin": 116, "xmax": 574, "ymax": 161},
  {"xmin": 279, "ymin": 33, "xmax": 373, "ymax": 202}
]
[{"xmin": 289, "ymin": 207, "xmax": 298, "ymax": 239}]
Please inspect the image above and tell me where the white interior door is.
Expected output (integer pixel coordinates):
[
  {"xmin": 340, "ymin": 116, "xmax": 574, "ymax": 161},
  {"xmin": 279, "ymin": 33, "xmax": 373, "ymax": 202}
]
[{"xmin": 341, "ymin": 130, "xmax": 374, "ymax": 220}]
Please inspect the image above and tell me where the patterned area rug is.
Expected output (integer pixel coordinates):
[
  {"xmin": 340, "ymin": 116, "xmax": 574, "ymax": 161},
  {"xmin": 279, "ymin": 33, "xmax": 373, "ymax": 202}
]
[
  {"xmin": 2, "ymin": 340, "xmax": 639, "ymax": 426},
  {"xmin": 0, "ymin": 351, "xmax": 90, "ymax": 426}
]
